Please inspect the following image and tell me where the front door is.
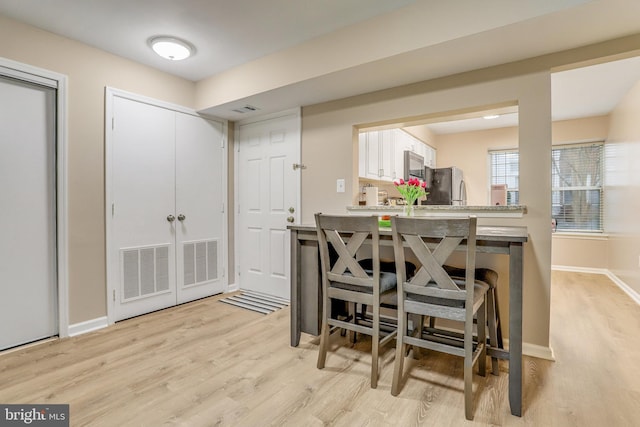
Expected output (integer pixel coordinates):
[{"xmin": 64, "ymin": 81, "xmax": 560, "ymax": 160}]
[{"xmin": 237, "ymin": 111, "xmax": 300, "ymax": 299}]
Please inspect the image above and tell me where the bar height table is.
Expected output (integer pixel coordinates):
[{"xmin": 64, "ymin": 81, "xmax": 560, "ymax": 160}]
[{"xmin": 288, "ymin": 223, "xmax": 528, "ymax": 417}]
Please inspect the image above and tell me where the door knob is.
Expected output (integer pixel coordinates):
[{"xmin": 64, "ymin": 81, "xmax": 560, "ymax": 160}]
[
  {"xmin": 288, "ymin": 207, "xmax": 295, "ymax": 213},
  {"xmin": 178, "ymin": 214, "xmax": 186, "ymax": 221},
  {"xmin": 167, "ymin": 215, "xmax": 175, "ymax": 222},
  {"xmin": 286, "ymin": 216, "xmax": 295, "ymax": 223}
]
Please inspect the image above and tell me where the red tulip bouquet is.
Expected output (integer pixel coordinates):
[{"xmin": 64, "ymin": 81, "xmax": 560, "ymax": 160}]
[{"xmin": 394, "ymin": 178, "xmax": 428, "ymax": 214}]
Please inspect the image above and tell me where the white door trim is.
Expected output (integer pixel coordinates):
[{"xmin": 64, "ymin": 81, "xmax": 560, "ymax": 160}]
[
  {"xmin": 233, "ymin": 108, "xmax": 301, "ymax": 292},
  {"xmin": 105, "ymin": 87, "xmax": 228, "ymax": 325},
  {"xmin": 0, "ymin": 57, "xmax": 69, "ymax": 338}
]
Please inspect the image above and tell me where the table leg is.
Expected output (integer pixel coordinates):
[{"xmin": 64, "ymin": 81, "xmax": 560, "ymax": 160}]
[
  {"xmin": 290, "ymin": 229, "xmax": 301, "ymax": 347},
  {"xmin": 509, "ymin": 242, "xmax": 523, "ymax": 416}
]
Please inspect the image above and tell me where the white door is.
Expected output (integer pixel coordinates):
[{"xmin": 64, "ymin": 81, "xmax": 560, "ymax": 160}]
[
  {"xmin": 175, "ymin": 112, "xmax": 225, "ymax": 304},
  {"xmin": 111, "ymin": 96, "xmax": 177, "ymax": 321},
  {"xmin": 0, "ymin": 76, "xmax": 58, "ymax": 350},
  {"xmin": 109, "ymin": 94, "xmax": 226, "ymax": 321},
  {"xmin": 237, "ymin": 112, "xmax": 300, "ymax": 299}
]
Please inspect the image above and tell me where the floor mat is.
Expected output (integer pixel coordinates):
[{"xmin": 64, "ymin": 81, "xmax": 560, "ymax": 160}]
[{"xmin": 219, "ymin": 291, "xmax": 289, "ymax": 314}]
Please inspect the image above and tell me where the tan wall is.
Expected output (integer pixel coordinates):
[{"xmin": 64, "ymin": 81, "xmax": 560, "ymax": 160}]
[
  {"xmin": 436, "ymin": 126, "xmax": 519, "ymax": 206},
  {"xmin": 551, "ymin": 234, "xmax": 609, "ymax": 269},
  {"xmin": 605, "ymin": 80, "xmax": 640, "ymax": 294},
  {"xmin": 303, "ymin": 71, "xmax": 553, "ymax": 349},
  {"xmin": 0, "ymin": 15, "xmax": 197, "ymax": 324}
]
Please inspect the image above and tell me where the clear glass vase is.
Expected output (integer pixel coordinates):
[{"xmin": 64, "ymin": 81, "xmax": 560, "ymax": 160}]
[{"xmin": 403, "ymin": 204, "xmax": 414, "ymax": 217}]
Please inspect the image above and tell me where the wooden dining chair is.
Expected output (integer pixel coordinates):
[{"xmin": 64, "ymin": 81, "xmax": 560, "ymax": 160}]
[
  {"xmin": 389, "ymin": 215, "xmax": 488, "ymax": 420},
  {"xmin": 315, "ymin": 213, "xmax": 397, "ymax": 389}
]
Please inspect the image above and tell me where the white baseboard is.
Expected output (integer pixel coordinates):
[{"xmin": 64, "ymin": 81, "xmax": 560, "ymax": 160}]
[
  {"xmin": 68, "ymin": 316, "xmax": 109, "ymax": 337},
  {"xmin": 523, "ymin": 342, "xmax": 555, "ymax": 361},
  {"xmin": 552, "ymin": 265, "xmax": 640, "ymax": 306},
  {"xmin": 226, "ymin": 282, "xmax": 239, "ymax": 293},
  {"xmin": 551, "ymin": 265, "xmax": 607, "ymax": 275},
  {"xmin": 503, "ymin": 339, "xmax": 555, "ymax": 361},
  {"xmin": 604, "ymin": 271, "xmax": 640, "ymax": 306}
]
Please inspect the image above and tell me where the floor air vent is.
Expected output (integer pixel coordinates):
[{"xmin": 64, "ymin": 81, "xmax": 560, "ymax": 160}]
[{"xmin": 219, "ymin": 291, "xmax": 289, "ymax": 314}]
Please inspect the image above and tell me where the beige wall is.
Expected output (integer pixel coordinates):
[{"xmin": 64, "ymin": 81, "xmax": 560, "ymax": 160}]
[
  {"xmin": 605, "ymin": 80, "xmax": 640, "ymax": 294},
  {"xmin": 0, "ymin": 15, "xmax": 197, "ymax": 324},
  {"xmin": 303, "ymin": 71, "xmax": 553, "ymax": 349},
  {"xmin": 551, "ymin": 234, "xmax": 609, "ymax": 269},
  {"xmin": 436, "ymin": 126, "xmax": 519, "ymax": 206}
]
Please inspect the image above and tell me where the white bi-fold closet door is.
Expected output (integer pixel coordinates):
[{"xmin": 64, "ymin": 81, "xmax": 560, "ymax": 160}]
[{"xmin": 108, "ymin": 91, "xmax": 226, "ymax": 322}]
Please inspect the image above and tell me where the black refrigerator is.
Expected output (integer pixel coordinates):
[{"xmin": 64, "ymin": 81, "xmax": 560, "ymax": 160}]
[{"xmin": 423, "ymin": 166, "xmax": 467, "ymax": 205}]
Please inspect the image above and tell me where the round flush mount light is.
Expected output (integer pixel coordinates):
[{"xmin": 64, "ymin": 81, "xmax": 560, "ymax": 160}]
[{"xmin": 149, "ymin": 36, "xmax": 195, "ymax": 61}]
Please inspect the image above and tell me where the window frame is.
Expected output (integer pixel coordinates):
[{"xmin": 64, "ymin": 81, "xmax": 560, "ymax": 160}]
[
  {"xmin": 488, "ymin": 148, "xmax": 520, "ymax": 206},
  {"xmin": 488, "ymin": 142, "xmax": 605, "ymax": 233},
  {"xmin": 551, "ymin": 142, "xmax": 604, "ymax": 233}
]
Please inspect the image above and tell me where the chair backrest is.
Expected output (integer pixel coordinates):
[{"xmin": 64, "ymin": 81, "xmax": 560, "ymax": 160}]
[
  {"xmin": 315, "ymin": 213, "xmax": 380, "ymax": 293},
  {"xmin": 390, "ymin": 216, "xmax": 477, "ymax": 303}
]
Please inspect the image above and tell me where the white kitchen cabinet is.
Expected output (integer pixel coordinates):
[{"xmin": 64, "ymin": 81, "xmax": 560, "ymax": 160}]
[
  {"xmin": 359, "ymin": 128, "xmax": 436, "ymax": 182},
  {"xmin": 360, "ymin": 130, "xmax": 394, "ymax": 181},
  {"xmin": 379, "ymin": 129, "xmax": 394, "ymax": 181},
  {"xmin": 424, "ymin": 144, "xmax": 437, "ymax": 168},
  {"xmin": 393, "ymin": 129, "xmax": 411, "ymax": 180}
]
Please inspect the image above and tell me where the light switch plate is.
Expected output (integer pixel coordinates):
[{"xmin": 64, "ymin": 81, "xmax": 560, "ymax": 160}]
[{"xmin": 336, "ymin": 178, "xmax": 345, "ymax": 193}]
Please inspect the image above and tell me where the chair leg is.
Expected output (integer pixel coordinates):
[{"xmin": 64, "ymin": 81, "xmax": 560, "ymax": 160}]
[
  {"xmin": 317, "ymin": 318, "xmax": 330, "ymax": 369},
  {"xmin": 317, "ymin": 294, "xmax": 331, "ymax": 370},
  {"xmin": 464, "ymin": 308, "xmax": 475, "ymax": 420},
  {"xmin": 487, "ymin": 288, "xmax": 500, "ymax": 375},
  {"xmin": 371, "ymin": 303, "xmax": 380, "ymax": 388},
  {"xmin": 493, "ymin": 288, "xmax": 504, "ymax": 349},
  {"xmin": 408, "ymin": 313, "xmax": 422, "ymax": 359},
  {"xmin": 350, "ymin": 302, "xmax": 357, "ymax": 343},
  {"xmin": 478, "ymin": 300, "xmax": 487, "ymax": 377},
  {"xmin": 391, "ymin": 311, "xmax": 406, "ymax": 396}
]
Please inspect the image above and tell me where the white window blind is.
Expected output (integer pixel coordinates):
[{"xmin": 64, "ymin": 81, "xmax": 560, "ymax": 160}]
[
  {"xmin": 552, "ymin": 142, "xmax": 603, "ymax": 232},
  {"xmin": 489, "ymin": 143, "xmax": 604, "ymax": 232},
  {"xmin": 489, "ymin": 149, "xmax": 519, "ymax": 205}
]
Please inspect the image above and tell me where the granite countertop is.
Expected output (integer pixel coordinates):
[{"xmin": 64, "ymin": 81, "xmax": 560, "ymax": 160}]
[{"xmin": 346, "ymin": 205, "xmax": 527, "ymax": 218}]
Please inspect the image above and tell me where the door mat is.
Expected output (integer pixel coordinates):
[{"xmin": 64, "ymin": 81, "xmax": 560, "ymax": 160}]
[{"xmin": 220, "ymin": 291, "xmax": 289, "ymax": 315}]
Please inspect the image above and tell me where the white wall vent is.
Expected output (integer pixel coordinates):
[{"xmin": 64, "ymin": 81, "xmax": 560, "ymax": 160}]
[
  {"xmin": 231, "ymin": 105, "xmax": 260, "ymax": 114},
  {"xmin": 121, "ymin": 244, "xmax": 170, "ymax": 301},
  {"xmin": 183, "ymin": 239, "xmax": 219, "ymax": 288}
]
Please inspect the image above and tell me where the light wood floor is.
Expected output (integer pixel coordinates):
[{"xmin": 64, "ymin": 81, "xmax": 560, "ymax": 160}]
[{"xmin": 1, "ymin": 271, "xmax": 639, "ymax": 426}]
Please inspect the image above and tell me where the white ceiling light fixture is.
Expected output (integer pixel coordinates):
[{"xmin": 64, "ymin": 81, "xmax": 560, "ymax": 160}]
[
  {"xmin": 483, "ymin": 114, "xmax": 500, "ymax": 120},
  {"xmin": 149, "ymin": 36, "xmax": 195, "ymax": 61}
]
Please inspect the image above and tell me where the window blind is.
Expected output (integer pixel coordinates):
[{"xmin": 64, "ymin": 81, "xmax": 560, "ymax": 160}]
[
  {"xmin": 551, "ymin": 142, "xmax": 603, "ymax": 232},
  {"xmin": 490, "ymin": 143, "xmax": 604, "ymax": 232},
  {"xmin": 489, "ymin": 149, "xmax": 519, "ymax": 205}
]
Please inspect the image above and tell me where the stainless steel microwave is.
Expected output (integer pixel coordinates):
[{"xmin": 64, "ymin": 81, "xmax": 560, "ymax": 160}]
[{"xmin": 403, "ymin": 151, "xmax": 425, "ymax": 181}]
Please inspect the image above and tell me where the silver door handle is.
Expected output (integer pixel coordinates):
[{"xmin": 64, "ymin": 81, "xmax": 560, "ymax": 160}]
[
  {"xmin": 286, "ymin": 216, "xmax": 295, "ymax": 223},
  {"xmin": 178, "ymin": 214, "xmax": 186, "ymax": 221},
  {"xmin": 167, "ymin": 215, "xmax": 175, "ymax": 222}
]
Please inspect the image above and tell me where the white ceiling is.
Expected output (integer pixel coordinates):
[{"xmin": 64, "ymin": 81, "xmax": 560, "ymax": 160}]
[
  {"xmin": 0, "ymin": 0, "xmax": 415, "ymax": 81},
  {"xmin": 1, "ymin": 0, "xmax": 640, "ymax": 127},
  {"xmin": 425, "ymin": 55, "xmax": 640, "ymax": 134}
]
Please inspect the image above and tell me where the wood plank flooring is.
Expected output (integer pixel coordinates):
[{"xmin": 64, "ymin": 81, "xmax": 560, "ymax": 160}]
[{"xmin": 1, "ymin": 272, "xmax": 639, "ymax": 426}]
